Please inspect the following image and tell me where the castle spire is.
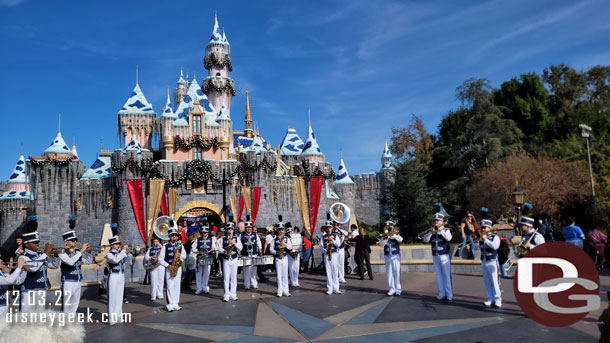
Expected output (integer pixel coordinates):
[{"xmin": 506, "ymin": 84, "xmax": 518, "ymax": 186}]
[
  {"xmin": 301, "ymin": 109, "xmax": 323, "ymax": 157},
  {"xmin": 58, "ymin": 112, "xmax": 61, "ymax": 133},
  {"xmin": 334, "ymin": 157, "xmax": 354, "ymax": 185},
  {"xmin": 162, "ymin": 87, "xmax": 176, "ymax": 118},
  {"xmin": 244, "ymin": 89, "xmax": 253, "ymax": 138},
  {"xmin": 136, "ymin": 65, "xmax": 139, "ymax": 85},
  {"xmin": 72, "ymin": 136, "xmax": 78, "ymax": 158},
  {"xmin": 381, "ymin": 140, "xmax": 394, "ymax": 169}
]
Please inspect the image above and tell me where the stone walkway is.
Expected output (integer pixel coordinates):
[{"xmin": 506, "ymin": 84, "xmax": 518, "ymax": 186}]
[{"xmin": 80, "ymin": 270, "xmax": 606, "ymax": 342}]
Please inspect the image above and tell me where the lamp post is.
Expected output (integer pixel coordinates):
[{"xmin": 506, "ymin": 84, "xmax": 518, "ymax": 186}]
[
  {"xmin": 579, "ymin": 124, "xmax": 596, "ymax": 216},
  {"xmin": 513, "ymin": 187, "xmax": 524, "ymax": 235}
]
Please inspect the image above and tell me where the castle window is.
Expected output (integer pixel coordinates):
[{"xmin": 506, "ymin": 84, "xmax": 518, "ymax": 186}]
[
  {"xmin": 193, "ymin": 115, "xmax": 202, "ymax": 135},
  {"xmin": 216, "ymin": 72, "xmax": 221, "ymax": 77},
  {"xmin": 193, "ymin": 147, "xmax": 202, "ymax": 160}
]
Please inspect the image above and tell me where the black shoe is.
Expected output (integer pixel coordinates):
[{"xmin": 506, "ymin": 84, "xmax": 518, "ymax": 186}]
[{"xmin": 360, "ymin": 277, "xmax": 365, "ymax": 280}]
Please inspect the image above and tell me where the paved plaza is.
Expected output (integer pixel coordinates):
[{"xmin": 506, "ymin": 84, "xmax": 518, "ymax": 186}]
[{"xmin": 80, "ymin": 270, "xmax": 607, "ymax": 342}]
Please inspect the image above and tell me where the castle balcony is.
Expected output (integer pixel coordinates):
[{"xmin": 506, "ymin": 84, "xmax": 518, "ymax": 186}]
[
  {"xmin": 202, "ymin": 76, "xmax": 236, "ymax": 96},
  {"xmin": 204, "ymin": 51, "xmax": 232, "ymax": 71}
]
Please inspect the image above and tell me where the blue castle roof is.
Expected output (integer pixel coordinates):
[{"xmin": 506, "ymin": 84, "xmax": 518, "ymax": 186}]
[
  {"xmin": 209, "ymin": 13, "xmax": 227, "ymax": 46},
  {"xmin": 7, "ymin": 154, "xmax": 27, "ymax": 184},
  {"xmin": 173, "ymin": 76, "xmax": 218, "ymax": 127},
  {"xmin": 124, "ymin": 137, "xmax": 149, "ymax": 153},
  {"xmin": 334, "ymin": 158, "xmax": 354, "ymax": 185},
  {"xmin": 118, "ymin": 83, "xmax": 156, "ymax": 115},
  {"xmin": 0, "ymin": 190, "xmax": 32, "ymax": 201},
  {"xmin": 301, "ymin": 122, "xmax": 323, "ymax": 156},
  {"xmin": 44, "ymin": 131, "xmax": 72, "ymax": 155},
  {"xmin": 279, "ymin": 128, "xmax": 305, "ymax": 156},
  {"xmin": 81, "ymin": 154, "xmax": 113, "ymax": 179},
  {"xmin": 161, "ymin": 88, "xmax": 176, "ymax": 119}
]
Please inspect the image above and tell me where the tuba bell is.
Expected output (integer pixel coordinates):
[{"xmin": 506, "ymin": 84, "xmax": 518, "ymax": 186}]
[
  {"xmin": 153, "ymin": 216, "xmax": 176, "ymax": 241},
  {"xmin": 329, "ymin": 202, "xmax": 351, "ymax": 224}
]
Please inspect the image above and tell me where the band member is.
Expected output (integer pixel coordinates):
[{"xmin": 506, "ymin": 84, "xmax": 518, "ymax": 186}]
[
  {"xmin": 288, "ymin": 227, "xmax": 301, "ymax": 287},
  {"xmin": 105, "ymin": 233, "xmax": 128, "ymax": 325},
  {"xmin": 270, "ymin": 223, "xmax": 292, "ymax": 297},
  {"xmin": 58, "ymin": 216, "xmax": 93, "ymax": 313},
  {"xmin": 319, "ymin": 220, "xmax": 341, "ymax": 295},
  {"xmin": 424, "ymin": 213, "xmax": 453, "ymax": 301},
  {"xmin": 519, "ymin": 216, "xmax": 545, "ymax": 251},
  {"xmin": 159, "ymin": 225, "xmax": 186, "ymax": 311},
  {"xmin": 254, "ymin": 226, "xmax": 268, "ymax": 281},
  {"xmin": 241, "ymin": 217, "xmax": 261, "ymax": 290},
  {"xmin": 333, "ymin": 221, "xmax": 349, "ymax": 284},
  {"xmin": 0, "ymin": 256, "xmax": 26, "ymax": 315},
  {"xmin": 145, "ymin": 236, "xmax": 164, "ymax": 300},
  {"xmin": 194, "ymin": 222, "xmax": 216, "ymax": 294},
  {"xmin": 20, "ymin": 216, "xmax": 59, "ymax": 312},
  {"xmin": 218, "ymin": 223, "xmax": 242, "ymax": 302},
  {"xmin": 479, "ymin": 219, "xmax": 501, "ymax": 307},
  {"xmin": 379, "ymin": 220, "xmax": 403, "ymax": 296}
]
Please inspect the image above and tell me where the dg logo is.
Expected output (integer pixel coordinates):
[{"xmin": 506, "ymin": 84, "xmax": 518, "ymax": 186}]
[{"xmin": 514, "ymin": 241, "xmax": 600, "ymax": 327}]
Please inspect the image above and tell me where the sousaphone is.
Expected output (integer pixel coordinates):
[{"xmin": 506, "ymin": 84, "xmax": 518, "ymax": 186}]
[
  {"xmin": 329, "ymin": 202, "xmax": 351, "ymax": 224},
  {"xmin": 153, "ymin": 216, "xmax": 176, "ymax": 241}
]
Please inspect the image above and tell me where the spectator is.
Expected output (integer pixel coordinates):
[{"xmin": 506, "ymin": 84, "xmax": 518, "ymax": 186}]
[
  {"xmin": 588, "ymin": 228, "xmax": 607, "ymax": 264},
  {"xmin": 539, "ymin": 216, "xmax": 555, "ymax": 242},
  {"xmin": 349, "ymin": 226, "xmax": 374, "ymax": 280},
  {"xmin": 563, "ymin": 217, "xmax": 584, "ymax": 249},
  {"xmin": 454, "ymin": 211, "xmax": 477, "ymax": 259}
]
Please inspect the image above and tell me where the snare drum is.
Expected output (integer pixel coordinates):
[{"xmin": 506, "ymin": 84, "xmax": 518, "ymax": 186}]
[
  {"xmin": 241, "ymin": 257, "xmax": 253, "ymax": 267},
  {"xmin": 262, "ymin": 255, "xmax": 274, "ymax": 265},
  {"xmin": 197, "ymin": 255, "xmax": 214, "ymax": 266},
  {"xmin": 252, "ymin": 256, "xmax": 264, "ymax": 265}
]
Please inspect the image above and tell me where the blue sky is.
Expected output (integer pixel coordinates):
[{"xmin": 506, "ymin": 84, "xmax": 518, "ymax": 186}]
[{"xmin": 1, "ymin": 0, "xmax": 609, "ymax": 177}]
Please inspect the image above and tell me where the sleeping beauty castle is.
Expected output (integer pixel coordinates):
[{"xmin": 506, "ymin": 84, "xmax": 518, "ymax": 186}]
[{"xmin": 0, "ymin": 14, "xmax": 395, "ymax": 249}]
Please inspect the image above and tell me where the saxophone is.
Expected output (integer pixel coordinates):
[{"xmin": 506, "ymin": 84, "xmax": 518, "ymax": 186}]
[
  {"xmin": 278, "ymin": 236, "xmax": 285, "ymax": 259},
  {"xmin": 170, "ymin": 243, "xmax": 183, "ymax": 278},
  {"xmin": 326, "ymin": 237, "xmax": 333, "ymax": 261},
  {"xmin": 225, "ymin": 237, "xmax": 234, "ymax": 259}
]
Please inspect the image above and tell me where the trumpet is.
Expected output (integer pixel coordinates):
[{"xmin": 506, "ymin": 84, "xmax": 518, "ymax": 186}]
[
  {"xmin": 377, "ymin": 225, "xmax": 400, "ymax": 239},
  {"xmin": 417, "ymin": 226, "xmax": 439, "ymax": 240}
]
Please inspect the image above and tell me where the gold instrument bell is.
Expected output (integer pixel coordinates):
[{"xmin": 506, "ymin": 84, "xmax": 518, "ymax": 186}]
[
  {"xmin": 329, "ymin": 202, "xmax": 351, "ymax": 224},
  {"xmin": 153, "ymin": 216, "xmax": 176, "ymax": 241}
]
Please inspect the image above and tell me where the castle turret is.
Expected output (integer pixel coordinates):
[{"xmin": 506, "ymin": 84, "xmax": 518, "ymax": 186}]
[
  {"xmin": 43, "ymin": 130, "xmax": 73, "ymax": 159},
  {"xmin": 300, "ymin": 111, "xmax": 324, "ymax": 164},
  {"xmin": 161, "ymin": 88, "xmax": 176, "ymax": 159},
  {"xmin": 381, "ymin": 141, "xmax": 394, "ymax": 169},
  {"xmin": 6, "ymin": 154, "xmax": 28, "ymax": 192},
  {"xmin": 117, "ymin": 79, "xmax": 156, "ymax": 150},
  {"xmin": 202, "ymin": 13, "xmax": 235, "ymax": 119},
  {"xmin": 174, "ymin": 67, "xmax": 188, "ymax": 105},
  {"xmin": 71, "ymin": 138, "xmax": 78, "ymax": 159}
]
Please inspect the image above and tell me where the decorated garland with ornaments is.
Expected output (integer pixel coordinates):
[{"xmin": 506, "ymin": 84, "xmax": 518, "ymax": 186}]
[{"xmin": 173, "ymin": 136, "xmax": 219, "ymax": 151}]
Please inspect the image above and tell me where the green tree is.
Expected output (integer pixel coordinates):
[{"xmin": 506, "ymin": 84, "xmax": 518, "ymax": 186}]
[
  {"xmin": 390, "ymin": 159, "xmax": 437, "ymax": 242},
  {"xmin": 493, "ymin": 73, "xmax": 551, "ymax": 153}
]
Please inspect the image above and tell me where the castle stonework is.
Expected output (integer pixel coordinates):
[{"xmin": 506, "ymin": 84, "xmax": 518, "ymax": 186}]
[{"xmin": 0, "ymin": 14, "xmax": 394, "ymax": 250}]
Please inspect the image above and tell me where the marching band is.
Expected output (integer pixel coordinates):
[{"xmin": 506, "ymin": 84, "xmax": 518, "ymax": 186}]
[{"xmin": 0, "ymin": 203, "xmax": 554, "ymax": 326}]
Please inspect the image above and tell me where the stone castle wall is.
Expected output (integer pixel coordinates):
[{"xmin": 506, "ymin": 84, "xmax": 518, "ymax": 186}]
[{"xmin": 0, "ymin": 151, "xmax": 392, "ymax": 249}]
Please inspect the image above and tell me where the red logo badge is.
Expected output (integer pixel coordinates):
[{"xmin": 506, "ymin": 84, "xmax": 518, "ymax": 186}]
[{"xmin": 514, "ymin": 242, "xmax": 600, "ymax": 327}]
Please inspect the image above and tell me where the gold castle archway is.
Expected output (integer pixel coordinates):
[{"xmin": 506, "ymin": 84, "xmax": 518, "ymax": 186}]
[{"xmin": 174, "ymin": 200, "xmax": 225, "ymax": 223}]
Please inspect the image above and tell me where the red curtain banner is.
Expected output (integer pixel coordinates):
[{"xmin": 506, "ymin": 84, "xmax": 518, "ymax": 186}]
[
  {"xmin": 251, "ymin": 187, "xmax": 262, "ymax": 224},
  {"xmin": 309, "ymin": 176, "xmax": 323, "ymax": 235},
  {"xmin": 238, "ymin": 195, "xmax": 244, "ymax": 222},
  {"xmin": 125, "ymin": 179, "xmax": 146, "ymax": 244},
  {"xmin": 160, "ymin": 189, "xmax": 168, "ymax": 216}
]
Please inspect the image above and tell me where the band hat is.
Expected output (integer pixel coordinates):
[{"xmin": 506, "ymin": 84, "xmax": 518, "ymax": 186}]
[
  {"xmin": 322, "ymin": 220, "xmax": 334, "ymax": 228},
  {"xmin": 386, "ymin": 220, "xmax": 395, "ymax": 227},
  {"xmin": 480, "ymin": 219, "xmax": 493, "ymax": 228},
  {"xmin": 519, "ymin": 216, "xmax": 535, "ymax": 227},
  {"xmin": 434, "ymin": 213, "xmax": 445, "ymax": 221},
  {"xmin": 22, "ymin": 232, "xmax": 40, "ymax": 244},
  {"xmin": 168, "ymin": 227, "xmax": 179, "ymax": 236},
  {"xmin": 277, "ymin": 223, "xmax": 285, "ymax": 230},
  {"xmin": 226, "ymin": 222, "xmax": 235, "ymax": 230},
  {"xmin": 62, "ymin": 230, "xmax": 78, "ymax": 241},
  {"xmin": 108, "ymin": 236, "xmax": 120, "ymax": 245},
  {"xmin": 245, "ymin": 221, "xmax": 253, "ymax": 228},
  {"xmin": 201, "ymin": 225, "xmax": 210, "ymax": 233}
]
